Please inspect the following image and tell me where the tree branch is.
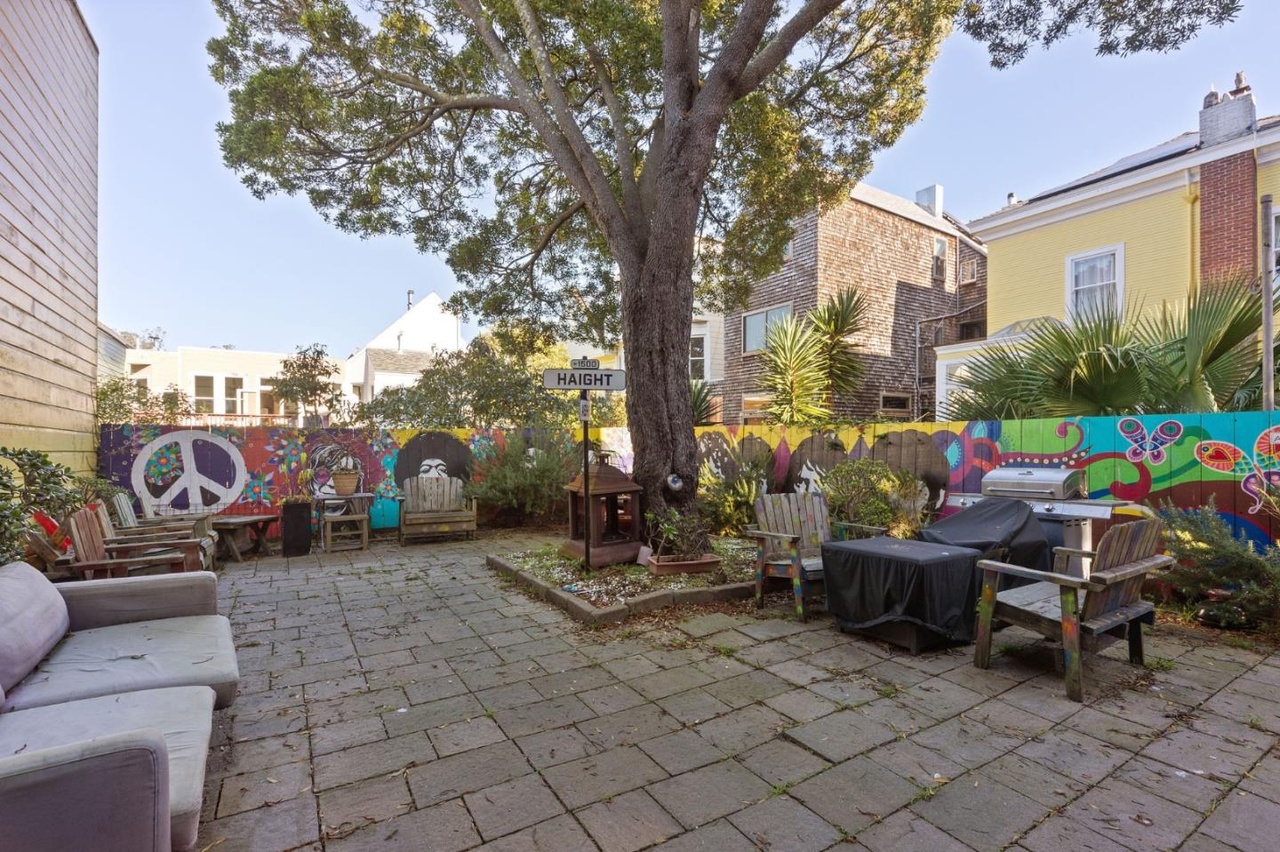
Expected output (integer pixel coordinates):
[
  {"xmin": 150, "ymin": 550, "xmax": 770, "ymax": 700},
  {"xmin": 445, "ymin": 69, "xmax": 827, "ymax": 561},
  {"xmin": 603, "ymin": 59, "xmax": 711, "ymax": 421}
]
[
  {"xmin": 736, "ymin": 0, "xmax": 846, "ymax": 98},
  {"xmin": 586, "ymin": 46, "xmax": 643, "ymax": 232}
]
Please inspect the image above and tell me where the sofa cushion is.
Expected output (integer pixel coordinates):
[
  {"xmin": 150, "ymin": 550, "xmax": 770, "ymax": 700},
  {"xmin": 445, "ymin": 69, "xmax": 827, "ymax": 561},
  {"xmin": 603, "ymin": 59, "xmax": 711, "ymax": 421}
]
[
  {"xmin": 1, "ymin": 615, "xmax": 238, "ymax": 712},
  {"xmin": 0, "ymin": 562, "xmax": 70, "ymax": 694},
  {"xmin": 0, "ymin": 685, "xmax": 215, "ymax": 851}
]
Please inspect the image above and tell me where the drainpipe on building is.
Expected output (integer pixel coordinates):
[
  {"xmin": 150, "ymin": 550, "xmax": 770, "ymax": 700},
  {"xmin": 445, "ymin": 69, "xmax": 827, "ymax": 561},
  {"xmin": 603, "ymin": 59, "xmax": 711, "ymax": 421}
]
[{"xmin": 913, "ymin": 301, "xmax": 987, "ymax": 421}]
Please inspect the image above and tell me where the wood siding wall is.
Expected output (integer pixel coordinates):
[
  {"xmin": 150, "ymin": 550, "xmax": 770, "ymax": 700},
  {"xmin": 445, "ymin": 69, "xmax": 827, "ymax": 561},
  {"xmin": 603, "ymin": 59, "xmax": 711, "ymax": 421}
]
[{"xmin": 0, "ymin": 0, "xmax": 98, "ymax": 471}]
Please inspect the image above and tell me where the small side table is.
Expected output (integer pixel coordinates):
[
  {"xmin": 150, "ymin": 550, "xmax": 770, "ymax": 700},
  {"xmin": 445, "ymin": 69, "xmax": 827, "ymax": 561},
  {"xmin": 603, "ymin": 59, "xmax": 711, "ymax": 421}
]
[
  {"xmin": 316, "ymin": 493, "xmax": 372, "ymax": 552},
  {"xmin": 211, "ymin": 514, "xmax": 279, "ymax": 563}
]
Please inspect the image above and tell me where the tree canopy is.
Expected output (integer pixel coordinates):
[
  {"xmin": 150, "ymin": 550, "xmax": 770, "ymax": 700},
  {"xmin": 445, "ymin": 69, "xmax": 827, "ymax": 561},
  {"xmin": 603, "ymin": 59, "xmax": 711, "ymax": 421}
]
[{"xmin": 210, "ymin": 0, "xmax": 1239, "ymax": 506}]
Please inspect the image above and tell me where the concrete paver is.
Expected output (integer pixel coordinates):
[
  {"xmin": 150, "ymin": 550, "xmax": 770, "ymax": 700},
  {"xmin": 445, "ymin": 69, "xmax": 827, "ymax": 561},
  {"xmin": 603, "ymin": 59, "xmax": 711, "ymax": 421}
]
[{"xmin": 196, "ymin": 532, "xmax": 1280, "ymax": 851}]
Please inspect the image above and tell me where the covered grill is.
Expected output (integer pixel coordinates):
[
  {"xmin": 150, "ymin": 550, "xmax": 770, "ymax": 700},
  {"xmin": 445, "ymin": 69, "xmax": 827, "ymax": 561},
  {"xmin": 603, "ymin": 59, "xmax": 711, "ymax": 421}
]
[{"xmin": 945, "ymin": 466, "xmax": 1133, "ymax": 577}]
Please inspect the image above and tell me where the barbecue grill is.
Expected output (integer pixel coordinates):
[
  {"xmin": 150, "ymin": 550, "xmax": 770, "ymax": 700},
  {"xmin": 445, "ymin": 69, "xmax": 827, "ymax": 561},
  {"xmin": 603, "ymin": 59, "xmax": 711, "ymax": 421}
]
[{"xmin": 945, "ymin": 466, "xmax": 1135, "ymax": 577}]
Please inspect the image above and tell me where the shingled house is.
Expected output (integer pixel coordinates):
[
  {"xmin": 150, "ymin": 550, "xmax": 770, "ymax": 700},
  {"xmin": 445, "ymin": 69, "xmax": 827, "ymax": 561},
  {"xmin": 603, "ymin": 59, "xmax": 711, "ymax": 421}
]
[{"xmin": 721, "ymin": 183, "xmax": 987, "ymax": 423}]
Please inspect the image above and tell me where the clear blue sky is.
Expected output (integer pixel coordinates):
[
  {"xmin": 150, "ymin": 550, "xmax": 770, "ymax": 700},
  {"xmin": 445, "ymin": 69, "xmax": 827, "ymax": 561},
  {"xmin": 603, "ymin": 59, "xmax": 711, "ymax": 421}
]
[{"xmin": 78, "ymin": 1, "xmax": 1280, "ymax": 357}]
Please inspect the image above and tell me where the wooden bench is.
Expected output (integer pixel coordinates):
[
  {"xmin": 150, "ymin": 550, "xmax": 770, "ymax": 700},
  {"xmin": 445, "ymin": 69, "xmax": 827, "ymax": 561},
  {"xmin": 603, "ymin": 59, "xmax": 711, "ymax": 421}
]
[
  {"xmin": 398, "ymin": 477, "xmax": 477, "ymax": 544},
  {"xmin": 973, "ymin": 518, "xmax": 1172, "ymax": 701}
]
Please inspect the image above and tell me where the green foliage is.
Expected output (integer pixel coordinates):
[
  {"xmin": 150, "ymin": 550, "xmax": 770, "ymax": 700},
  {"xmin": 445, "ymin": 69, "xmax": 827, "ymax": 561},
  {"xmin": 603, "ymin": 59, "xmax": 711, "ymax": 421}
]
[
  {"xmin": 697, "ymin": 444, "xmax": 774, "ymax": 536},
  {"xmin": 465, "ymin": 435, "xmax": 575, "ymax": 523},
  {"xmin": 690, "ymin": 380, "xmax": 715, "ymax": 427},
  {"xmin": 646, "ymin": 507, "xmax": 711, "ymax": 561},
  {"xmin": 0, "ymin": 448, "xmax": 84, "ymax": 564},
  {"xmin": 807, "ymin": 289, "xmax": 868, "ymax": 403},
  {"xmin": 592, "ymin": 393, "xmax": 629, "ymax": 428},
  {"xmin": 356, "ymin": 337, "xmax": 575, "ymax": 430},
  {"xmin": 819, "ymin": 458, "xmax": 927, "ymax": 537},
  {"xmin": 760, "ymin": 290, "xmax": 867, "ymax": 425},
  {"xmin": 269, "ymin": 343, "xmax": 342, "ymax": 418},
  {"xmin": 760, "ymin": 314, "xmax": 831, "ymax": 427},
  {"xmin": 1159, "ymin": 497, "xmax": 1280, "ymax": 630},
  {"xmin": 821, "ymin": 458, "xmax": 896, "ymax": 531},
  {"xmin": 96, "ymin": 376, "xmax": 195, "ymax": 425},
  {"xmin": 949, "ymin": 279, "xmax": 1269, "ymax": 420}
]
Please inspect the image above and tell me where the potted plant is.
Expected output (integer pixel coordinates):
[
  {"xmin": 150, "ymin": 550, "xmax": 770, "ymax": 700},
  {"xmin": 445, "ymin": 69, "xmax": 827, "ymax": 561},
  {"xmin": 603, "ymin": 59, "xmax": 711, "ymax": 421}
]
[{"xmin": 646, "ymin": 507, "xmax": 721, "ymax": 575}]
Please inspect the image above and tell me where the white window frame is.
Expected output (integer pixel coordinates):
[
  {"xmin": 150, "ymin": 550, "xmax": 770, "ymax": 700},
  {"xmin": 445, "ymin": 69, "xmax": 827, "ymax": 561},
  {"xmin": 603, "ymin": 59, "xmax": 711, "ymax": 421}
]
[
  {"xmin": 781, "ymin": 240, "xmax": 793, "ymax": 260},
  {"xmin": 1271, "ymin": 212, "xmax": 1280, "ymax": 275},
  {"xmin": 193, "ymin": 375, "xmax": 216, "ymax": 414},
  {"xmin": 742, "ymin": 303, "xmax": 792, "ymax": 353},
  {"xmin": 689, "ymin": 334, "xmax": 707, "ymax": 381},
  {"xmin": 1064, "ymin": 244, "xmax": 1125, "ymax": 319},
  {"xmin": 741, "ymin": 394, "xmax": 769, "ymax": 425},
  {"xmin": 960, "ymin": 257, "xmax": 979, "ymax": 284}
]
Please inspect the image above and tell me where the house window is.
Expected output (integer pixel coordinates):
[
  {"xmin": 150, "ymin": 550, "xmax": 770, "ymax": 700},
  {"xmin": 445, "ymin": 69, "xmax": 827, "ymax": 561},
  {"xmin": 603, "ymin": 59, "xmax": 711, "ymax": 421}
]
[
  {"xmin": 133, "ymin": 377, "xmax": 148, "ymax": 393},
  {"xmin": 743, "ymin": 304, "xmax": 791, "ymax": 353},
  {"xmin": 689, "ymin": 336, "xmax": 706, "ymax": 380},
  {"xmin": 224, "ymin": 377, "xmax": 243, "ymax": 414},
  {"xmin": 259, "ymin": 381, "xmax": 278, "ymax": 415},
  {"xmin": 960, "ymin": 257, "xmax": 979, "ymax": 284},
  {"xmin": 1066, "ymin": 244, "xmax": 1124, "ymax": 316},
  {"xmin": 193, "ymin": 375, "xmax": 215, "ymax": 413},
  {"xmin": 958, "ymin": 321, "xmax": 984, "ymax": 341},
  {"xmin": 932, "ymin": 238, "xmax": 947, "ymax": 282},
  {"xmin": 741, "ymin": 395, "xmax": 769, "ymax": 425},
  {"xmin": 879, "ymin": 393, "xmax": 912, "ymax": 419},
  {"xmin": 781, "ymin": 240, "xmax": 793, "ymax": 260},
  {"xmin": 1272, "ymin": 213, "xmax": 1280, "ymax": 274}
]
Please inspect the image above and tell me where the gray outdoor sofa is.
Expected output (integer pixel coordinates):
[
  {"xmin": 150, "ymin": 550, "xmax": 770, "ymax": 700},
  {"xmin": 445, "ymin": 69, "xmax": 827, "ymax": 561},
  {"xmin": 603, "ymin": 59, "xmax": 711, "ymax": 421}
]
[{"xmin": 0, "ymin": 563, "xmax": 239, "ymax": 851}]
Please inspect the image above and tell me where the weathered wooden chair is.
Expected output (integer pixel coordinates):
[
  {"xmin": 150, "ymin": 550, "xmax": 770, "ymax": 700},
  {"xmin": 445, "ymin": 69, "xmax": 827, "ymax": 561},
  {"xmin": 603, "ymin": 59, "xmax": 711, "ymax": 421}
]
[
  {"xmin": 93, "ymin": 502, "xmax": 217, "ymax": 571},
  {"xmin": 108, "ymin": 492, "xmax": 204, "ymax": 532},
  {"xmin": 747, "ymin": 492, "xmax": 867, "ymax": 622},
  {"xmin": 65, "ymin": 507, "xmax": 193, "ymax": 580},
  {"xmin": 973, "ymin": 518, "xmax": 1172, "ymax": 701},
  {"xmin": 398, "ymin": 477, "xmax": 477, "ymax": 544}
]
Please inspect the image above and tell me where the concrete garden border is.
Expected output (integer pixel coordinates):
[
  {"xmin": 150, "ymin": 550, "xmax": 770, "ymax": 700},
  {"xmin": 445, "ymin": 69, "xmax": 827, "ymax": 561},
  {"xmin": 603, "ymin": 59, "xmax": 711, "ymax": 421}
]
[{"xmin": 486, "ymin": 555, "xmax": 754, "ymax": 625}]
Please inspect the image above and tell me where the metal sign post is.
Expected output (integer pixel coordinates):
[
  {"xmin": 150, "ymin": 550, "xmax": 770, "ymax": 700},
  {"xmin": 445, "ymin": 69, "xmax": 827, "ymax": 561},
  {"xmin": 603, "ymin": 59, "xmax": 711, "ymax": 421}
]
[{"xmin": 544, "ymin": 361, "xmax": 625, "ymax": 569}]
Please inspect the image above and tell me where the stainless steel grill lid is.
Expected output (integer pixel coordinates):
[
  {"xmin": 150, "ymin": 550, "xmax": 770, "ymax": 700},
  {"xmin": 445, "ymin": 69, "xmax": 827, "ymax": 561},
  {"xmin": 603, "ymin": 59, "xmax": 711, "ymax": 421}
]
[{"xmin": 980, "ymin": 467, "xmax": 1085, "ymax": 500}]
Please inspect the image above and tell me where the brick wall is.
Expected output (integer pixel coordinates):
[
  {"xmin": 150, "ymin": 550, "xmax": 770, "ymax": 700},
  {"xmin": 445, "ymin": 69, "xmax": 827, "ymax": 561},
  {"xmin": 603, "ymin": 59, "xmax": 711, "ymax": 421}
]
[
  {"xmin": 1200, "ymin": 151, "xmax": 1258, "ymax": 282},
  {"xmin": 721, "ymin": 199, "xmax": 973, "ymax": 422}
]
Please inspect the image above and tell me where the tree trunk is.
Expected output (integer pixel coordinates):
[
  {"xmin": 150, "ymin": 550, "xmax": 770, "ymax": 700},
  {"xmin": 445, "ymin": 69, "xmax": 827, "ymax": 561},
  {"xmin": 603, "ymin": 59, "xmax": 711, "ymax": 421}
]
[{"xmin": 622, "ymin": 156, "xmax": 708, "ymax": 515}]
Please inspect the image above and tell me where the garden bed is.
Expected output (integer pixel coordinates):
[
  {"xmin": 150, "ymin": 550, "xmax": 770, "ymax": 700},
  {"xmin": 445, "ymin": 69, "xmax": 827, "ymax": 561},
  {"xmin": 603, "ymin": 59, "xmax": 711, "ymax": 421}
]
[{"xmin": 487, "ymin": 536, "xmax": 759, "ymax": 625}]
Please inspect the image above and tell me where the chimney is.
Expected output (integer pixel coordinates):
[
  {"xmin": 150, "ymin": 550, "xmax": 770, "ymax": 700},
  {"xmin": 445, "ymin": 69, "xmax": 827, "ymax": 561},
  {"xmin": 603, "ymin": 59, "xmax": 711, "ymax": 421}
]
[
  {"xmin": 915, "ymin": 185, "xmax": 944, "ymax": 217},
  {"xmin": 1199, "ymin": 72, "xmax": 1256, "ymax": 147},
  {"xmin": 406, "ymin": 289, "xmax": 415, "ymax": 311},
  {"xmin": 1006, "ymin": 192, "xmax": 1019, "ymax": 206},
  {"xmin": 1198, "ymin": 73, "xmax": 1259, "ymax": 282}
]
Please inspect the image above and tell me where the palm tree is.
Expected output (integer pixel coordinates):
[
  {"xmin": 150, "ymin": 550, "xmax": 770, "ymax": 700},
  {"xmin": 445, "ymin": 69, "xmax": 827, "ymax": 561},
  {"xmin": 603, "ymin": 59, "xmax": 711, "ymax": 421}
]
[
  {"xmin": 760, "ymin": 314, "xmax": 831, "ymax": 426},
  {"xmin": 946, "ymin": 276, "xmax": 1272, "ymax": 420}
]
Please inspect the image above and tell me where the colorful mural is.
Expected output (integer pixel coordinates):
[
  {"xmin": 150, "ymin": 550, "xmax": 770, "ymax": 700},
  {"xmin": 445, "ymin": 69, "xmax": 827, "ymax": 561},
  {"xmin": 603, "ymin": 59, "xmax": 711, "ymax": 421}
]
[{"xmin": 99, "ymin": 412, "xmax": 1280, "ymax": 544}]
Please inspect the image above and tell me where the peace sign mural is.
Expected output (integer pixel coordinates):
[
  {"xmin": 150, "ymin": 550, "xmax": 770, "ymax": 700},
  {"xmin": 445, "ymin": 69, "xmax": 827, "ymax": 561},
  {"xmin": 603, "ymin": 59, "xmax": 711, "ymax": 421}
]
[{"xmin": 131, "ymin": 430, "xmax": 248, "ymax": 516}]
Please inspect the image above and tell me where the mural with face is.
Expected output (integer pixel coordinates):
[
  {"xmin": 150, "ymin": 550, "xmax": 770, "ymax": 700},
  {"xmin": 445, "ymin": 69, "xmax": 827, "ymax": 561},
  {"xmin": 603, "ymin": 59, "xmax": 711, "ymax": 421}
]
[
  {"xmin": 394, "ymin": 431, "xmax": 473, "ymax": 486},
  {"xmin": 785, "ymin": 433, "xmax": 847, "ymax": 494},
  {"xmin": 306, "ymin": 443, "xmax": 364, "ymax": 500}
]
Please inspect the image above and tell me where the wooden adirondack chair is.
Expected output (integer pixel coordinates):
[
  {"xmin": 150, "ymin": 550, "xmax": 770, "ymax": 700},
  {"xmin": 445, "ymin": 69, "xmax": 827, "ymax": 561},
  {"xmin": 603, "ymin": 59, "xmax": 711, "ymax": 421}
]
[
  {"xmin": 93, "ymin": 503, "xmax": 216, "ymax": 571},
  {"xmin": 110, "ymin": 492, "xmax": 208, "ymax": 531},
  {"xmin": 398, "ymin": 477, "xmax": 477, "ymax": 544},
  {"xmin": 973, "ymin": 518, "xmax": 1173, "ymax": 702},
  {"xmin": 748, "ymin": 492, "xmax": 864, "ymax": 622},
  {"xmin": 65, "ymin": 507, "xmax": 192, "ymax": 580}
]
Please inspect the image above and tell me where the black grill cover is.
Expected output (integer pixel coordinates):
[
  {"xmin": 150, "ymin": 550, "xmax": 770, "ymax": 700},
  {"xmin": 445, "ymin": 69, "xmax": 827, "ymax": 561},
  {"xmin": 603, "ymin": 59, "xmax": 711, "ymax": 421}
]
[
  {"xmin": 918, "ymin": 497, "xmax": 1050, "ymax": 573},
  {"xmin": 822, "ymin": 538, "xmax": 983, "ymax": 641}
]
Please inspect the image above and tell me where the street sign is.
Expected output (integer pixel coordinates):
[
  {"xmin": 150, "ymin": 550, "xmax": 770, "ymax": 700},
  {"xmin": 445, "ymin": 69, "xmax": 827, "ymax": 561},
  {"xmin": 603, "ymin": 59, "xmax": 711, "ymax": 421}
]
[
  {"xmin": 570, "ymin": 358, "xmax": 600, "ymax": 369},
  {"xmin": 543, "ymin": 369, "xmax": 626, "ymax": 391}
]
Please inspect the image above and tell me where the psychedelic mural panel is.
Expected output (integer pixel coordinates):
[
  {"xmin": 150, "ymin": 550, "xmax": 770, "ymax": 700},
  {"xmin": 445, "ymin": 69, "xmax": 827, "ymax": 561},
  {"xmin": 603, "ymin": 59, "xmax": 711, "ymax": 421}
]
[{"xmin": 99, "ymin": 411, "xmax": 1280, "ymax": 543}]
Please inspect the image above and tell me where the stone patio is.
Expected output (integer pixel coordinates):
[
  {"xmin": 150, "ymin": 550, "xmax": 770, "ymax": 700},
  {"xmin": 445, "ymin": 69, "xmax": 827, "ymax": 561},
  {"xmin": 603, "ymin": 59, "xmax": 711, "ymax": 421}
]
[{"xmin": 198, "ymin": 531, "xmax": 1280, "ymax": 851}]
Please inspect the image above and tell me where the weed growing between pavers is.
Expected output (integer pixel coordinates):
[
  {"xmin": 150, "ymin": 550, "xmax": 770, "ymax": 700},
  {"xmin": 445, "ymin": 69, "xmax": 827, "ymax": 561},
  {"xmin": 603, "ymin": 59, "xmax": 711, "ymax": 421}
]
[{"xmin": 509, "ymin": 537, "xmax": 756, "ymax": 607}]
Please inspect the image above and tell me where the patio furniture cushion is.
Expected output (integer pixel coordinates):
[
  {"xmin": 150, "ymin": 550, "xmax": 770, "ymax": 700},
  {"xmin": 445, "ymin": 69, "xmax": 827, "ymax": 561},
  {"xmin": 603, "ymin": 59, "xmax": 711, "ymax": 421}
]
[
  {"xmin": 2, "ymin": 615, "xmax": 238, "ymax": 712},
  {"xmin": 0, "ymin": 685, "xmax": 215, "ymax": 851},
  {"xmin": 0, "ymin": 562, "xmax": 70, "ymax": 696}
]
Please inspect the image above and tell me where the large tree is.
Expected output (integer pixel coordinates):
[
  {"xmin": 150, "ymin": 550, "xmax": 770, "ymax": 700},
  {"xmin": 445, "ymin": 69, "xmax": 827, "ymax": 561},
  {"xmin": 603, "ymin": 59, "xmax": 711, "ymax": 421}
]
[{"xmin": 209, "ymin": 0, "xmax": 1239, "ymax": 510}]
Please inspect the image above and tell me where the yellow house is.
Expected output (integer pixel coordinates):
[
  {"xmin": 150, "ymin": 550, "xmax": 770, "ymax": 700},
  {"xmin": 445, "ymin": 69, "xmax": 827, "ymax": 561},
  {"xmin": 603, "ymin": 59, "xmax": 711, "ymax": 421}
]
[{"xmin": 936, "ymin": 75, "xmax": 1280, "ymax": 416}]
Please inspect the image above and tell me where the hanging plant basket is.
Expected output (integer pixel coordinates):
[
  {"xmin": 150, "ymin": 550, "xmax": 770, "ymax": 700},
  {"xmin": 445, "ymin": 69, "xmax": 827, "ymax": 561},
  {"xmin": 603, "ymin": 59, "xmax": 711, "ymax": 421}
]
[{"xmin": 332, "ymin": 470, "xmax": 360, "ymax": 496}]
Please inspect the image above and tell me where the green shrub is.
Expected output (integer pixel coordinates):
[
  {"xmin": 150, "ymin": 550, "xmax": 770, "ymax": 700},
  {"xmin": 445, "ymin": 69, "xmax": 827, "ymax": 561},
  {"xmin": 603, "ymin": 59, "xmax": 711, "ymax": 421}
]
[
  {"xmin": 466, "ymin": 435, "xmax": 575, "ymax": 523},
  {"xmin": 646, "ymin": 506, "xmax": 711, "ymax": 560},
  {"xmin": 1159, "ymin": 497, "xmax": 1280, "ymax": 630},
  {"xmin": 820, "ymin": 458, "xmax": 895, "ymax": 529},
  {"xmin": 0, "ymin": 447, "xmax": 84, "ymax": 564},
  {"xmin": 697, "ymin": 445, "xmax": 774, "ymax": 535}
]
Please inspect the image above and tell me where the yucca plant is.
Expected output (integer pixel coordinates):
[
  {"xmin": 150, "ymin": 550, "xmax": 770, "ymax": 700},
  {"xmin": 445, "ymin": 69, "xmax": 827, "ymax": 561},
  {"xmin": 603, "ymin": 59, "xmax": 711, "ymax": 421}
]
[
  {"xmin": 808, "ymin": 288, "xmax": 867, "ymax": 404},
  {"xmin": 690, "ymin": 379, "xmax": 716, "ymax": 426},
  {"xmin": 760, "ymin": 314, "xmax": 831, "ymax": 426}
]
